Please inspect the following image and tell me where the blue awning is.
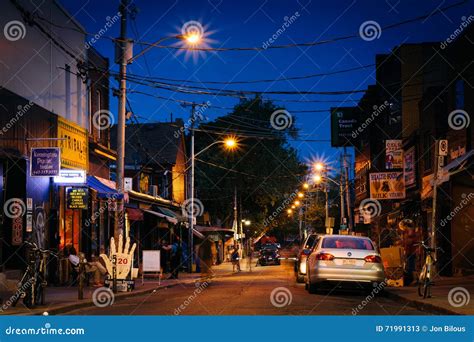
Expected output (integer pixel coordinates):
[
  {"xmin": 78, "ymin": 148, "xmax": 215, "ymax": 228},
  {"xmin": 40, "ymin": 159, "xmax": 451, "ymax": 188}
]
[{"xmin": 87, "ymin": 176, "xmax": 123, "ymax": 199}]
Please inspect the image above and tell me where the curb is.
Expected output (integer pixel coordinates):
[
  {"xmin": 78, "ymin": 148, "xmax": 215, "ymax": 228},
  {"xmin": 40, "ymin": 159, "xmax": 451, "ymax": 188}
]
[{"xmin": 384, "ymin": 289, "xmax": 462, "ymax": 315}]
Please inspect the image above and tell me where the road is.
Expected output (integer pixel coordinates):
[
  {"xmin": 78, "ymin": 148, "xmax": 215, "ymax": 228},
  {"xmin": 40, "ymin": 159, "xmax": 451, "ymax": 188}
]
[{"xmin": 65, "ymin": 260, "xmax": 428, "ymax": 315}]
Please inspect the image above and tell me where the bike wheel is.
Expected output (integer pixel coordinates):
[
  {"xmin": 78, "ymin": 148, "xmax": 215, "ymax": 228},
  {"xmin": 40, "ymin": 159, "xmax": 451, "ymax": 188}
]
[
  {"xmin": 422, "ymin": 277, "xmax": 430, "ymax": 299},
  {"xmin": 22, "ymin": 287, "xmax": 34, "ymax": 308},
  {"xmin": 417, "ymin": 270, "xmax": 426, "ymax": 297}
]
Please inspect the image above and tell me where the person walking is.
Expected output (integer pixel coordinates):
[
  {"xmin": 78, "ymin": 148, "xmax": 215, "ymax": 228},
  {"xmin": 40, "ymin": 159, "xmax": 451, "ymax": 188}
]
[
  {"xmin": 231, "ymin": 245, "xmax": 241, "ymax": 272},
  {"xmin": 163, "ymin": 236, "xmax": 182, "ymax": 279}
]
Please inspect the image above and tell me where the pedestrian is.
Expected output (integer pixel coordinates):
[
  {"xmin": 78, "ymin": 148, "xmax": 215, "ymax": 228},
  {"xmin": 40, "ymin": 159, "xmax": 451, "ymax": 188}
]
[
  {"xmin": 163, "ymin": 236, "xmax": 182, "ymax": 279},
  {"xmin": 231, "ymin": 245, "xmax": 241, "ymax": 272}
]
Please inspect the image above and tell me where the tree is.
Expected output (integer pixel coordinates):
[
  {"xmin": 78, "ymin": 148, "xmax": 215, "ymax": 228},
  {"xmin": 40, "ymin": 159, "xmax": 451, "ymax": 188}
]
[{"xmin": 194, "ymin": 96, "xmax": 306, "ymax": 233}]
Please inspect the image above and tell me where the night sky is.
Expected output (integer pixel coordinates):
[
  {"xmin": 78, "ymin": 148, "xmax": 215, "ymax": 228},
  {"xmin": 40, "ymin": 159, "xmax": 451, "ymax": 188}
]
[{"xmin": 61, "ymin": 0, "xmax": 472, "ymax": 165}]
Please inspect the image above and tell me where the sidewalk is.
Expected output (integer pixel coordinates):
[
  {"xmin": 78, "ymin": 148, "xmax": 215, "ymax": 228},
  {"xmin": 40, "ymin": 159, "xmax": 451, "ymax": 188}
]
[
  {"xmin": 0, "ymin": 262, "xmax": 236, "ymax": 316},
  {"xmin": 384, "ymin": 275, "xmax": 474, "ymax": 315}
]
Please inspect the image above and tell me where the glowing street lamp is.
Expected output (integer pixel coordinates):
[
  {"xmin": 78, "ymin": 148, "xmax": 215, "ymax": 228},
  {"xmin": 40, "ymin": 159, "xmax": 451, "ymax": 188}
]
[
  {"xmin": 287, "ymin": 209, "xmax": 293, "ymax": 214},
  {"xmin": 313, "ymin": 174, "xmax": 322, "ymax": 183},
  {"xmin": 303, "ymin": 183, "xmax": 309, "ymax": 189},
  {"xmin": 224, "ymin": 137, "xmax": 237, "ymax": 150},
  {"xmin": 294, "ymin": 200, "xmax": 300, "ymax": 206},
  {"xmin": 298, "ymin": 192, "xmax": 304, "ymax": 198},
  {"xmin": 314, "ymin": 162, "xmax": 324, "ymax": 171}
]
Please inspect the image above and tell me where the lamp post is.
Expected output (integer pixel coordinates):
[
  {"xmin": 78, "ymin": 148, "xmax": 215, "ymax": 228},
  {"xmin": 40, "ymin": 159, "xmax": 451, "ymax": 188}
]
[
  {"xmin": 314, "ymin": 170, "xmax": 341, "ymax": 235},
  {"xmin": 114, "ymin": 7, "xmax": 203, "ymax": 238},
  {"xmin": 188, "ymin": 137, "xmax": 237, "ymax": 271}
]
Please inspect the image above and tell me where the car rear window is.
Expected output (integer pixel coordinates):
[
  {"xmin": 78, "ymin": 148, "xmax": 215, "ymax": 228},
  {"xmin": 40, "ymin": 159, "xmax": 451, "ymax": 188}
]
[{"xmin": 321, "ymin": 237, "xmax": 374, "ymax": 250}]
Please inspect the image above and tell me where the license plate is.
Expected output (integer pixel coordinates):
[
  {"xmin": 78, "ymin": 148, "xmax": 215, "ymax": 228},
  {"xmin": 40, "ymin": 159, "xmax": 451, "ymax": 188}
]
[{"xmin": 342, "ymin": 259, "xmax": 356, "ymax": 265}]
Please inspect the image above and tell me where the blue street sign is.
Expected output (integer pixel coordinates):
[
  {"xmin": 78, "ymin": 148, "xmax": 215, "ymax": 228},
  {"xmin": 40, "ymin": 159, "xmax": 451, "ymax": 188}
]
[{"xmin": 30, "ymin": 148, "xmax": 60, "ymax": 177}]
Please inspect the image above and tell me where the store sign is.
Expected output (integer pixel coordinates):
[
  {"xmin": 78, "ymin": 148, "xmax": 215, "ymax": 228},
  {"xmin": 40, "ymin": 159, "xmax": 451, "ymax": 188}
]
[
  {"xmin": 66, "ymin": 187, "xmax": 89, "ymax": 210},
  {"xmin": 57, "ymin": 117, "xmax": 88, "ymax": 170},
  {"xmin": 330, "ymin": 107, "xmax": 359, "ymax": 147},
  {"xmin": 369, "ymin": 172, "xmax": 405, "ymax": 200},
  {"xmin": 30, "ymin": 148, "xmax": 60, "ymax": 176},
  {"xmin": 54, "ymin": 169, "xmax": 86, "ymax": 184},
  {"xmin": 404, "ymin": 147, "xmax": 416, "ymax": 187},
  {"xmin": 12, "ymin": 216, "xmax": 23, "ymax": 246},
  {"xmin": 385, "ymin": 140, "xmax": 403, "ymax": 169}
]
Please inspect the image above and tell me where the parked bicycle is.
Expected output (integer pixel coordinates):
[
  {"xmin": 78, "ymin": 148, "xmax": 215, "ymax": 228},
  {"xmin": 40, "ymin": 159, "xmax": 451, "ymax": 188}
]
[
  {"xmin": 416, "ymin": 241, "xmax": 442, "ymax": 299},
  {"xmin": 11, "ymin": 241, "xmax": 57, "ymax": 308}
]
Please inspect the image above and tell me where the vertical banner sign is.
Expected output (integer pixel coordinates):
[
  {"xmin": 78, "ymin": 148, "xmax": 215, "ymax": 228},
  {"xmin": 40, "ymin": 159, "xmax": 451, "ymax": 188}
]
[
  {"xmin": 369, "ymin": 172, "xmax": 406, "ymax": 200},
  {"xmin": 57, "ymin": 117, "xmax": 88, "ymax": 170},
  {"xmin": 385, "ymin": 140, "xmax": 403, "ymax": 169},
  {"xmin": 30, "ymin": 148, "xmax": 60, "ymax": 177},
  {"xmin": 26, "ymin": 198, "xmax": 33, "ymax": 233},
  {"xmin": 330, "ymin": 107, "xmax": 359, "ymax": 147},
  {"xmin": 404, "ymin": 147, "xmax": 416, "ymax": 187}
]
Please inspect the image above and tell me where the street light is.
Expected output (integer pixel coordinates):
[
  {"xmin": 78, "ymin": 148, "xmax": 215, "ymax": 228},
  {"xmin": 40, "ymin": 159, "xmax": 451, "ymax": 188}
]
[
  {"xmin": 294, "ymin": 200, "xmax": 300, "ymax": 206},
  {"xmin": 314, "ymin": 162, "xmax": 324, "ymax": 171},
  {"xmin": 287, "ymin": 209, "xmax": 293, "ymax": 214},
  {"xmin": 313, "ymin": 174, "xmax": 322, "ymax": 183},
  {"xmin": 303, "ymin": 183, "xmax": 309, "ymax": 189},
  {"xmin": 297, "ymin": 192, "xmax": 304, "ymax": 198},
  {"xmin": 189, "ymin": 136, "xmax": 237, "ymax": 271}
]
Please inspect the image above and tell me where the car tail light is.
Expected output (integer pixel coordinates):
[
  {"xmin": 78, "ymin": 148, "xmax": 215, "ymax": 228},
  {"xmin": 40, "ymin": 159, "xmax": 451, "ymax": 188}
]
[
  {"xmin": 315, "ymin": 252, "xmax": 334, "ymax": 261},
  {"xmin": 364, "ymin": 255, "xmax": 382, "ymax": 263}
]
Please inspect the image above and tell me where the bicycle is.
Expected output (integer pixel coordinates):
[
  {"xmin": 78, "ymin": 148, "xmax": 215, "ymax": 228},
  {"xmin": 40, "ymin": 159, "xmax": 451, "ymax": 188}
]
[
  {"xmin": 416, "ymin": 241, "xmax": 442, "ymax": 299},
  {"xmin": 11, "ymin": 241, "xmax": 57, "ymax": 308}
]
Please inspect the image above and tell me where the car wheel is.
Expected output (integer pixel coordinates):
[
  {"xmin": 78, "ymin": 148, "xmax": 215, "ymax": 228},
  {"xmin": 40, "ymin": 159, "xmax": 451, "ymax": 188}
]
[{"xmin": 307, "ymin": 281, "xmax": 318, "ymax": 294}]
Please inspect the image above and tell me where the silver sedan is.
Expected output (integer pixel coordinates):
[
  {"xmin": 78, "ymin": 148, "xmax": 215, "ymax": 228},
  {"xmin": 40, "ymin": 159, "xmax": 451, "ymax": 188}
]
[{"xmin": 306, "ymin": 235, "xmax": 385, "ymax": 293}]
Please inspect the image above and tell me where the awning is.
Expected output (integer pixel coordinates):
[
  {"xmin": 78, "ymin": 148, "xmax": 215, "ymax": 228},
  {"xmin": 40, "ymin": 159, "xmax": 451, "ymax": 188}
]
[
  {"xmin": 144, "ymin": 209, "xmax": 178, "ymax": 225},
  {"xmin": 87, "ymin": 176, "xmax": 123, "ymax": 200},
  {"xmin": 195, "ymin": 226, "xmax": 234, "ymax": 233},
  {"xmin": 126, "ymin": 207, "xmax": 144, "ymax": 221}
]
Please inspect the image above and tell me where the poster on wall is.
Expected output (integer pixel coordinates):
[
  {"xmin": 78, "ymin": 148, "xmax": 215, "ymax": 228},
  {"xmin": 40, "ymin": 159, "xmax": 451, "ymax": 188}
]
[
  {"xmin": 385, "ymin": 140, "xmax": 403, "ymax": 169},
  {"xmin": 369, "ymin": 172, "xmax": 406, "ymax": 200},
  {"xmin": 404, "ymin": 147, "xmax": 416, "ymax": 187}
]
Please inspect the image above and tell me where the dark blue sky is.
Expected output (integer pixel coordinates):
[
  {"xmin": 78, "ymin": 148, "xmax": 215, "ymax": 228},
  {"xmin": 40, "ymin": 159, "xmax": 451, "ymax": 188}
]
[{"xmin": 62, "ymin": 0, "xmax": 472, "ymax": 164}]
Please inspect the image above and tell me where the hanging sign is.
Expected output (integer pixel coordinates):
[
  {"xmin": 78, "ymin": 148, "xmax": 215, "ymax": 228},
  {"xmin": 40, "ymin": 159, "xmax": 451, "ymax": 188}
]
[{"xmin": 66, "ymin": 187, "xmax": 89, "ymax": 210}]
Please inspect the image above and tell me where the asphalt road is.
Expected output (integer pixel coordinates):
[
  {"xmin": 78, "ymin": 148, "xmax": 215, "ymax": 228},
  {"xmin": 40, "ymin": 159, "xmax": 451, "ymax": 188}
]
[{"xmin": 65, "ymin": 260, "xmax": 428, "ymax": 315}]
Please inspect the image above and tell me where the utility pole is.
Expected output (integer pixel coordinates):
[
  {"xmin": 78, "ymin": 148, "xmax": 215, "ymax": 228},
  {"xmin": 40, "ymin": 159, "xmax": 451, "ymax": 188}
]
[
  {"xmin": 343, "ymin": 148, "xmax": 353, "ymax": 232},
  {"xmin": 189, "ymin": 103, "xmax": 196, "ymax": 272},
  {"xmin": 233, "ymin": 186, "xmax": 238, "ymax": 241},
  {"xmin": 430, "ymin": 140, "xmax": 444, "ymax": 275},
  {"xmin": 115, "ymin": 0, "xmax": 130, "ymax": 239},
  {"xmin": 339, "ymin": 154, "xmax": 345, "ymax": 230}
]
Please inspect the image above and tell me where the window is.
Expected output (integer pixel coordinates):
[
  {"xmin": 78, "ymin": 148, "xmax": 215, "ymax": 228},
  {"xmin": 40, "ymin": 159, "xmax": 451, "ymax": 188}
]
[{"xmin": 322, "ymin": 237, "xmax": 374, "ymax": 250}]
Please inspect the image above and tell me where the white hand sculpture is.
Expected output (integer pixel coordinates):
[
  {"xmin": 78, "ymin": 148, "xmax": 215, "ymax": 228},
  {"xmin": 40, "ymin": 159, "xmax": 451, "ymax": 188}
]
[{"xmin": 100, "ymin": 234, "xmax": 137, "ymax": 279}]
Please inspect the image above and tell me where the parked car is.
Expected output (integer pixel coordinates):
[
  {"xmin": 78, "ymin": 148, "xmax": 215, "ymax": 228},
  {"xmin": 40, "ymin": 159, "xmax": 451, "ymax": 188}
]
[
  {"xmin": 257, "ymin": 249, "xmax": 281, "ymax": 266},
  {"xmin": 306, "ymin": 235, "xmax": 385, "ymax": 293},
  {"xmin": 295, "ymin": 233, "xmax": 320, "ymax": 283}
]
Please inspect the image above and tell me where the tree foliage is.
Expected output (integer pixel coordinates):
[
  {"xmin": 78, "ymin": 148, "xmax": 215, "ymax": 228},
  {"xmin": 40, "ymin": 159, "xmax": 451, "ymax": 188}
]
[{"xmin": 194, "ymin": 96, "xmax": 306, "ymax": 231}]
